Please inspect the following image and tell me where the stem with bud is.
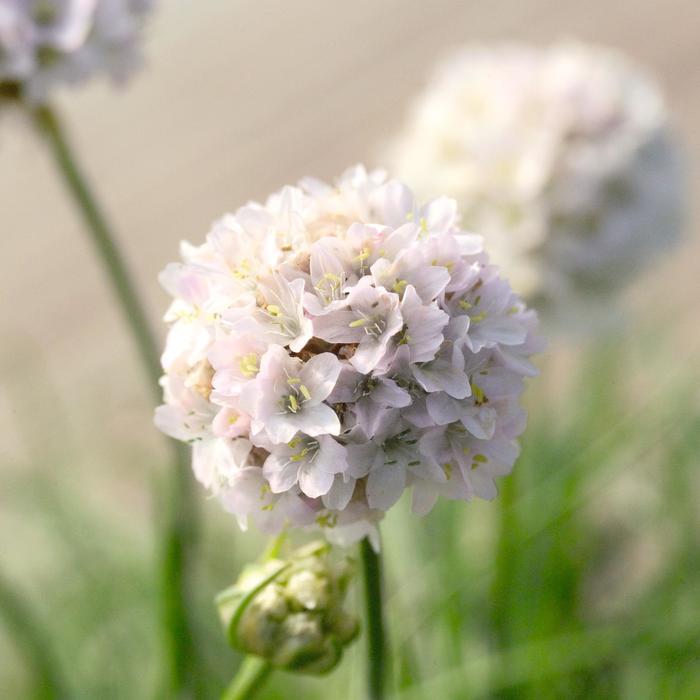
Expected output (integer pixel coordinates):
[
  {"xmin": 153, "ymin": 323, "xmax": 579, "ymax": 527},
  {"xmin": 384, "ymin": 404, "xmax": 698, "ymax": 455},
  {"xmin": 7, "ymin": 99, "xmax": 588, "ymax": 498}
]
[{"xmin": 222, "ymin": 657, "xmax": 272, "ymax": 700}]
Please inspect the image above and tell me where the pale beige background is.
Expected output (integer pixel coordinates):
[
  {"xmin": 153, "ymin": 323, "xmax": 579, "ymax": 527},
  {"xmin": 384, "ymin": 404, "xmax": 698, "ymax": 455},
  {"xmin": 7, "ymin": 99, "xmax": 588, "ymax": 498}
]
[{"xmin": 1, "ymin": 0, "xmax": 699, "ymax": 537}]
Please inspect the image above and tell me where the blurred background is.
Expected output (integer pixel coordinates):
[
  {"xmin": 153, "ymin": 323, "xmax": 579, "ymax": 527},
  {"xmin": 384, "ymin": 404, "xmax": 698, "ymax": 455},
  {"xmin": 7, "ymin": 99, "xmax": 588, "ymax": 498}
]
[{"xmin": 2, "ymin": 0, "xmax": 699, "ymax": 698}]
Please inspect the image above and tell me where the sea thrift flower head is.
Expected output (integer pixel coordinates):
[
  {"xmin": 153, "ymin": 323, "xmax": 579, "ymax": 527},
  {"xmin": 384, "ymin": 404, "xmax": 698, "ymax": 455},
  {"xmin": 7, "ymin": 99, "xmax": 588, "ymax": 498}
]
[
  {"xmin": 216, "ymin": 541, "xmax": 358, "ymax": 674},
  {"xmin": 155, "ymin": 165, "xmax": 541, "ymax": 545},
  {"xmin": 387, "ymin": 42, "xmax": 684, "ymax": 329},
  {"xmin": 0, "ymin": 0, "xmax": 153, "ymax": 102}
]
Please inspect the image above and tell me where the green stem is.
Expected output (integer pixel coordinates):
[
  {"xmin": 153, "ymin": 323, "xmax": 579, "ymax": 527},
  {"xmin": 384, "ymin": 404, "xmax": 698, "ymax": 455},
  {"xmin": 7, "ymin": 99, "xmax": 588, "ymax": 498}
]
[
  {"xmin": 31, "ymin": 105, "xmax": 161, "ymax": 392},
  {"xmin": 31, "ymin": 104, "xmax": 199, "ymax": 697},
  {"xmin": 222, "ymin": 657, "xmax": 272, "ymax": 700},
  {"xmin": 0, "ymin": 570, "xmax": 70, "ymax": 699},
  {"xmin": 360, "ymin": 536, "xmax": 387, "ymax": 700}
]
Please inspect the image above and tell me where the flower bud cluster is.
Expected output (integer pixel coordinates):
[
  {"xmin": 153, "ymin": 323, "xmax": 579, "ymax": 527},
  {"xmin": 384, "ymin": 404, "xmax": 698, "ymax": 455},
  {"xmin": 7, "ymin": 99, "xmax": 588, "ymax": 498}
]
[
  {"xmin": 216, "ymin": 541, "xmax": 357, "ymax": 674},
  {"xmin": 155, "ymin": 165, "xmax": 541, "ymax": 545}
]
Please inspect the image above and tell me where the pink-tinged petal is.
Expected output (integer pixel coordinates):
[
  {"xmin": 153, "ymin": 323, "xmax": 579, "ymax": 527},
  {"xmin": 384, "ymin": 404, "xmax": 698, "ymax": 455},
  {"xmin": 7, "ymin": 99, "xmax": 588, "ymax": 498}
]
[
  {"xmin": 372, "ymin": 378, "xmax": 411, "ymax": 407},
  {"xmin": 366, "ymin": 465, "xmax": 406, "ymax": 511},
  {"xmin": 327, "ymin": 366, "xmax": 363, "ymax": 403},
  {"xmin": 461, "ymin": 406, "xmax": 497, "ymax": 440},
  {"xmin": 477, "ymin": 317, "xmax": 528, "ymax": 346},
  {"xmin": 350, "ymin": 341, "xmax": 390, "ymax": 374},
  {"xmin": 422, "ymin": 197, "xmax": 457, "ymax": 233},
  {"xmin": 413, "ymin": 362, "xmax": 470, "ymax": 399},
  {"xmin": 410, "ymin": 483, "xmax": 439, "ymax": 516},
  {"xmin": 401, "ymin": 286, "xmax": 449, "ymax": 363},
  {"xmin": 355, "ymin": 397, "xmax": 389, "ymax": 438},
  {"xmin": 299, "ymin": 466, "xmax": 335, "ymax": 498},
  {"xmin": 469, "ymin": 469, "xmax": 498, "ymax": 500},
  {"xmin": 378, "ymin": 181, "xmax": 416, "ymax": 227},
  {"xmin": 301, "ymin": 353, "xmax": 342, "ymax": 401},
  {"xmin": 264, "ymin": 414, "xmax": 299, "ymax": 444},
  {"xmin": 322, "ymin": 476, "xmax": 356, "ymax": 511},
  {"xmin": 312, "ymin": 309, "xmax": 359, "ymax": 343},
  {"xmin": 345, "ymin": 442, "xmax": 381, "ymax": 478},
  {"xmin": 297, "ymin": 403, "xmax": 341, "ymax": 437},
  {"xmin": 263, "ymin": 454, "xmax": 300, "ymax": 493},
  {"xmin": 426, "ymin": 392, "xmax": 462, "ymax": 425},
  {"xmin": 211, "ymin": 407, "xmax": 250, "ymax": 438},
  {"xmin": 418, "ymin": 427, "xmax": 448, "ymax": 464},
  {"xmin": 316, "ymin": 436, "xmax": 348, "ymax": 474},
  {"xmin": 402, "ymin": 397, "xmax": 433, "ymax": 428}
]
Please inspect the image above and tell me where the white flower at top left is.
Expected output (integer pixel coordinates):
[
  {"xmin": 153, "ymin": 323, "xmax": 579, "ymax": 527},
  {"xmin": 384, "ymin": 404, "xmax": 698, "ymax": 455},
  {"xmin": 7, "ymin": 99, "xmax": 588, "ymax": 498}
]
[{"xmin": 0, "ymin": 0, "xmax": 153, "ymax": 102}]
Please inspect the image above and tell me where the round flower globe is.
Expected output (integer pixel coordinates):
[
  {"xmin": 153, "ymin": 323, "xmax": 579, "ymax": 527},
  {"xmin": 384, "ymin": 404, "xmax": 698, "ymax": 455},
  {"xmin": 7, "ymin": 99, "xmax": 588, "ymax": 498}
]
[
  {"xmin": 387, "ymin": 42, "xmax": 684, "ymax": 328},
  {"xmin": 155, "ymin": 166, "xmax": 541, "ymax": 547},
  {"xmin": 0, "ymin": 0, "xmax": 153, "ymax": 102}
]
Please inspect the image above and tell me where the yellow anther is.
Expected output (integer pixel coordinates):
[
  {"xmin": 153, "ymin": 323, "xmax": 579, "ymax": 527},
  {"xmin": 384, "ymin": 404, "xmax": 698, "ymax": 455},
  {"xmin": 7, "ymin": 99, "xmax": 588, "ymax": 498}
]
[
  {"xmin": 443, "ymin": 462, "xmax": 453, "ymax": 479},
  {"xmin": 299, "ymin": 384, "xmax": 312, "ymax": 401},
  {"xmin": 458, "ymin": 300, "xmax": 472, "ymax": 311},
  {"xmin": 392, "ymin": 279, "xmax": 408, "ymax": 294},
  {"xmin": 470, "ymin": 312, "xmax": 487, "ymax": 323},
  {"xmin": 349, "ymin": 318, "xmax": 369, "ymax": 328},
  {"xmin": 287, "ymin": 376, "xmax": 301, "ymax": 385},
  {"xmin": 288, "ymin": 437, "xmax": 301, "ymax": 448},
  {"xmin": 288, "ymin": 395, "xmax": 299, "ymax": 412},
  {"xmin": 354, "ymin": 247, "xmax": 371, "ymax": 262},
  {"xmin": 232, "ymin": 260, "xmax": 251, "ymax": 279},
  {"xmin": 473, "ymin": 454, "xmax": 488, "ymax": 463},
  {"xmin": 471, "ymin": 383, "xmax": 486, "ymax": 404},
  {"xmin": 266, "ymin": 304, "xmax": 281, "ymax": 316},
  {"xmin": 239, "ymin": 353, "xmax": 259, "ymax": 378}
]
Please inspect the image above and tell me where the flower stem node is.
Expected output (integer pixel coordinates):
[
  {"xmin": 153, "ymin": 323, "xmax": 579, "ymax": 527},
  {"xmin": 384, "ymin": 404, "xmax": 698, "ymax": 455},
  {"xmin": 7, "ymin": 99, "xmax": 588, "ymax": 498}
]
[{"xmin": 216, "ymin": 542, "xmax": 358, "ymax": 675}]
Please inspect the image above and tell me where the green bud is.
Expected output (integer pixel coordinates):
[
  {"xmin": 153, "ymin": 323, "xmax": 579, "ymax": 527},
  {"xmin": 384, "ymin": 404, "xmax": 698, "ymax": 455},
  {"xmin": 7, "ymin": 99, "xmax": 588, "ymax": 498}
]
[{"xmin": 216, "ymin": 541, "xmax": 359, "ymax": 675}]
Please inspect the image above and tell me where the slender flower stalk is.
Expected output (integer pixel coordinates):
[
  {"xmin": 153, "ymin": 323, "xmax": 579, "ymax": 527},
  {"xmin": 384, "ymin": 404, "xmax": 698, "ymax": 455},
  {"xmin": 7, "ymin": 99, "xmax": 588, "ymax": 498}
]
[
  {"xmin": 30, "ymin": 104, "xmax": 199, "ymax": 697},
  {"xmin": 221, "ymin": 657, "xmax": 272, "ymax": 700},
  {"xmin": 360, "ymin": 537, "xmax": 386, "ymax": 700}
]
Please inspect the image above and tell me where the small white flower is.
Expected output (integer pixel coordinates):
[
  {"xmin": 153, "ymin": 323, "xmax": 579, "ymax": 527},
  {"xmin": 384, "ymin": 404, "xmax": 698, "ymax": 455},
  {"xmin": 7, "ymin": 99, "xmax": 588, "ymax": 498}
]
[
  {"xmin": 312, "ymin": 277, "xmax": 403, "ymax": 374},
  {"xmin": 263, "ymin": 434, "xmax": 347, "ymax": 498},
  {"xmin": 239, "ymin": 345, "xmax": 342, "ymax": 445}
]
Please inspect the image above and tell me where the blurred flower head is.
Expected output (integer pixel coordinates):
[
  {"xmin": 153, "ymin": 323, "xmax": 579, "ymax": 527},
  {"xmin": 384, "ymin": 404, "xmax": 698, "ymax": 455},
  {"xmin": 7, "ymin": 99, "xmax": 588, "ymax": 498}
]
[
  {"xmin": 154, "ymin": 165, "xmax": 541, "ymax": 546},
  {"xmin": 0, "ymin": 0, "xmax": 153, "ymax": 102},
  {"xmin": 387, "ymin": 42, "xmax": 684, "ymax": 329},
  {"xmin": 216, "ymin": 541, "xmax": 358, "ymax": 674}
]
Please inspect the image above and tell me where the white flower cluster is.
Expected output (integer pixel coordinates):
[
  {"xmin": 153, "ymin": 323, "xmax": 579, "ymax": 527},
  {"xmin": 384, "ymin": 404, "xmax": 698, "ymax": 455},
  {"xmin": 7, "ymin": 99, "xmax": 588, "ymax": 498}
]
[
  {"xmin": 155, "ymin": 166, "xmax": 541, "ymax": 546},
  {"xmin": 388, "ymin": 42, "xmax": 683, "ymax": 326},
  {"xmin": 0, "ymin": 0, "xmax": 153, "ymax": 101}
]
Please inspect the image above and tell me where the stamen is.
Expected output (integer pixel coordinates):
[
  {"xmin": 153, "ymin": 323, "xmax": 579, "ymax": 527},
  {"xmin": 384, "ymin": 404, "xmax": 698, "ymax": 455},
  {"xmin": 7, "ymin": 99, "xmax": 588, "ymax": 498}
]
[
  {"xmin": 299, "ymin": 384, "xmax": 312, "ymax": 401},
  {"xmin": 392, "ymin": 279, "xmax": 408, "ymax": 294}
]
